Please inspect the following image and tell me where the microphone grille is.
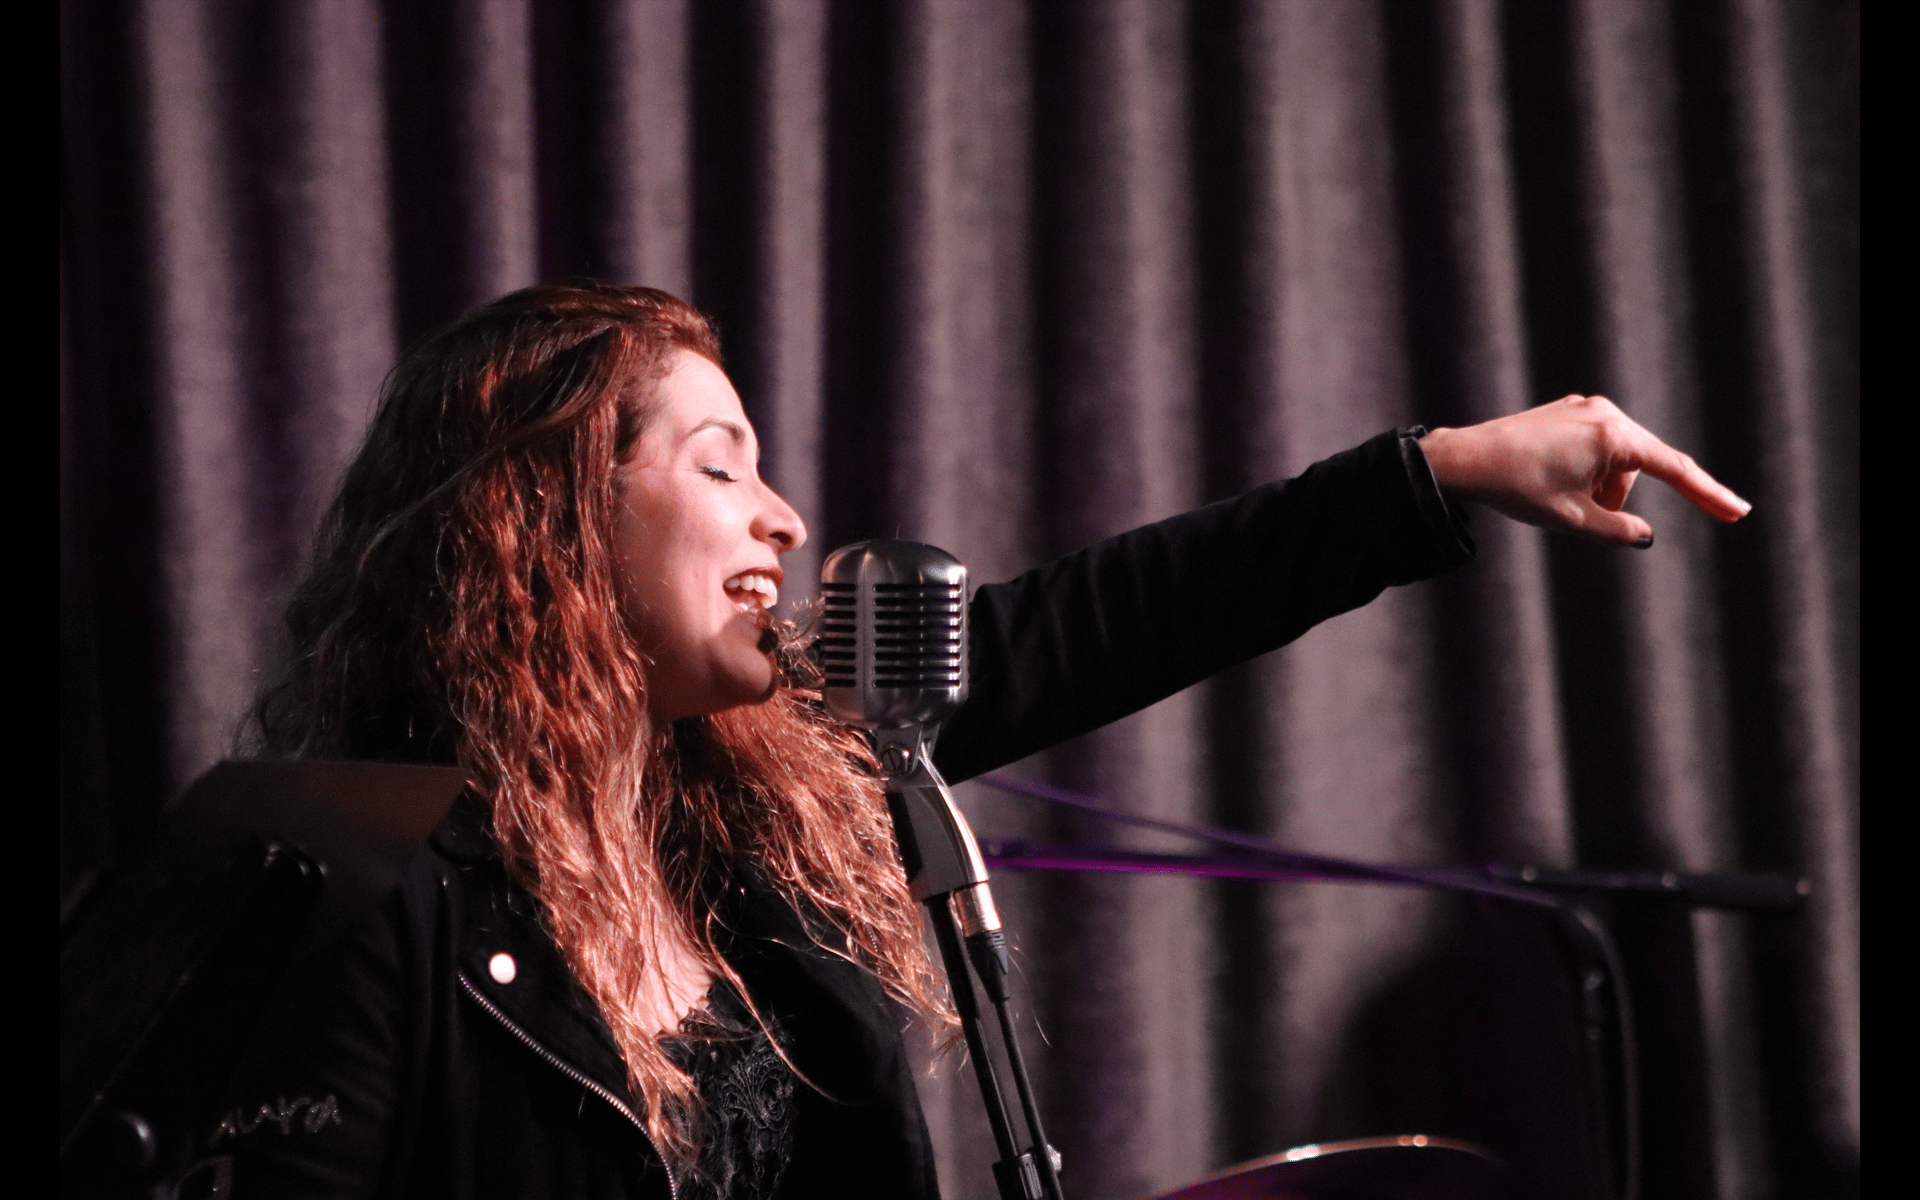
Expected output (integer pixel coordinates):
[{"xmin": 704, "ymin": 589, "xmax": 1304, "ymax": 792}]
[
  {"xmin": 819, "ymin": 581, "xmax": 858, "ymax": 690},
  {"xmin": 872, "ymin": 580, "xmax": 965, "ymax": 688}
]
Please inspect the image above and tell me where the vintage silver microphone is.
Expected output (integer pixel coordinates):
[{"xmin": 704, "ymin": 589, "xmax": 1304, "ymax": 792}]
[
  {"xmin": 818, "ymin": 542, "xmax": 996, "ymax": 924},
  {"xmin": 820, "ymin": 540, "xmax": 1063, "ymax": 1200}
]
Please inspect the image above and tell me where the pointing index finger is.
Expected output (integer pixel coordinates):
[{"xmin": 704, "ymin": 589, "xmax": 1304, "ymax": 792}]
[{"xmin": 1627, "ymin": 431, "xmax": 1752, "ymax": 522}]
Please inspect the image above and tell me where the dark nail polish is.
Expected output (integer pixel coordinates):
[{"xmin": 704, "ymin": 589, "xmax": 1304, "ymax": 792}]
[{"xmin": 1634, "ymin": 534, "xmax": 1654, "ymax": 550}]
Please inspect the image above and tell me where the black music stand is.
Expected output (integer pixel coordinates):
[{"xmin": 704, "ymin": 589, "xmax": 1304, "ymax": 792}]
[{"xmin": 59, "ymin": 760, "xmax": 470, "ymax": 1199}]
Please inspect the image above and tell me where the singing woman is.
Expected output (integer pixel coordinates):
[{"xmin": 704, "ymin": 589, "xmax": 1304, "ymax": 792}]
[{"xmin": 216, "ymin": 281, "xmax": 1747, "ymax": 1199}]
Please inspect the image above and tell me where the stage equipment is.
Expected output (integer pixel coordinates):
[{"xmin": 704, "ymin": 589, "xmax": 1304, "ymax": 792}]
[
  {"xmin": 975, "ymin": 772, "xmax": 1806, "ymax": 1200},
  {"xmin": 59, "ymin": 761, "xmax": 470, "ymax": 1199},
  {"xmin": 1151, "ymin": 1134, "xmax": 1503, "ymax": 1200},
  {"xmin": 820, "ymin": 540, "xmax": 1064, "ymax": 1200}
]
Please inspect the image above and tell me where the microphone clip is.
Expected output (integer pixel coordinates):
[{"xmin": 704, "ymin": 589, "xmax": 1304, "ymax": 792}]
[{"xmin": 872, "ymin": 726, "xmax": 992, "ymax": 904}]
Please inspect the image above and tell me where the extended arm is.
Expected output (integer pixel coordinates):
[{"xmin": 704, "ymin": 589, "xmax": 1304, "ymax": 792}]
[
  {"xmin": 932, "ymin": 401, "xmax": 1746, "ymax": 783},
  {"xmin": 934, "ymin": 430, "xmax": 1468, "ymax": 783}
]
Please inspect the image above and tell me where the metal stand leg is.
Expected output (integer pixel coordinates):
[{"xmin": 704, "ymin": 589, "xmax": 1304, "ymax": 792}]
[{"xmin": 930, "ymin": 902, "xmax": 1043, "ymax": 1200}]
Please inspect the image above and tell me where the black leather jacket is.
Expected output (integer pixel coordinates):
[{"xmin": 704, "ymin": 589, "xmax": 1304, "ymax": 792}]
[{"xmin": 193, "ymin": 430, "xmax": 1471, "ymax": 1199}]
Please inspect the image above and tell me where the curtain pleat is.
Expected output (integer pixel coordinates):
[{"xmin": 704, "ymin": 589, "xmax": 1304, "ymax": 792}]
[{"xmin": 60, "ymin": 1, "xmax": 1858, "ymax": 1196}]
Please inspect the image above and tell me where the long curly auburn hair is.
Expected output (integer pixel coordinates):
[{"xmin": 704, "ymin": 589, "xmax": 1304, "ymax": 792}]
[{"xmin": 246, "ymin": 282, "xmax": 945, "ymax": 1175}]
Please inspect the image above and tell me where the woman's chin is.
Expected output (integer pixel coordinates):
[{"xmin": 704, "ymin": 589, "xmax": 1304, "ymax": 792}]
[
  {"xmin": 719, "ymin": 645, "xmax": 782, "ymax": 708},
  {"xmin": 652, "ymin": 621, "xmax": 784, "ymax": 723},
  {"xmin": 719, "ymin": 666, "xmax": 779, "ymax": 708}
]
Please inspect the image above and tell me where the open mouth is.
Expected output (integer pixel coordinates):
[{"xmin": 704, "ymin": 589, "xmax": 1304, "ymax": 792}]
[{"xmin": 723, "ymin": 571, "xmax": 780, "ymax": 615}]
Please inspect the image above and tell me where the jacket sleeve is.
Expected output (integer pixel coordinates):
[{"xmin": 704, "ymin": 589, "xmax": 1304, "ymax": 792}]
[
  {"xmin": 932, "ymin": 428, "xmax": 1473, "ymax": 783},
  {"xmin": 182, "ymin": 879, "xmax": 418, "ymax": 1200}
]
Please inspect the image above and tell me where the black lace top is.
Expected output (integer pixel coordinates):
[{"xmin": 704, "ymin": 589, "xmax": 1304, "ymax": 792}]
[{"xmin": 661, "ymin": 983, "xmax": 797, "ymax": 1200}]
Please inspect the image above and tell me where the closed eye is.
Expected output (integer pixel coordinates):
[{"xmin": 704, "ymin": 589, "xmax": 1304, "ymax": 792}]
[{"xmin": 699, "ymin": 465, "xmax": 737, "ymax": 482}]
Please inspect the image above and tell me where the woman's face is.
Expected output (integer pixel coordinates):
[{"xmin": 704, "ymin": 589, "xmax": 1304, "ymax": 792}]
[{"xmin": 613, "ymin": 351, "xmax": 807, "ymax": 724}]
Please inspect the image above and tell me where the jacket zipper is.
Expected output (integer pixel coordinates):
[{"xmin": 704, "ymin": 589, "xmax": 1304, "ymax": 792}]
[{"xmin": 457, "ymin": 972, "xmax": 679, "ymax": 1200}]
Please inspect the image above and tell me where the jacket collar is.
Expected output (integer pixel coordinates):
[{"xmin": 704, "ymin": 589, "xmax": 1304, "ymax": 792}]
[
  {"xmin": 436, "ymin": 802, "xmax": 639, "ymax": 1111},
  {"xmin": 434, "ymin": 801, "xmax": 909, "ymax": 1111}
]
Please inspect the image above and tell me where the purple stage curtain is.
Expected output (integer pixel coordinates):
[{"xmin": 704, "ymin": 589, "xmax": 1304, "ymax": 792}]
[{"xmin": 61, "ymin": 1, "xmax": 1857, "ymax": 1196}]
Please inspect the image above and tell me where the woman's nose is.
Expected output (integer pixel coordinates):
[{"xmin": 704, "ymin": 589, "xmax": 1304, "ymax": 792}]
[{"xmin": 754, "ymin": 484, "xmax": 808, "ymax": 552}]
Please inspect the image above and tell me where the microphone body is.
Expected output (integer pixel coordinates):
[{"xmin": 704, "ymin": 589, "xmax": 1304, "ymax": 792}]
[
  {"xmin": 820, "ymin": 541, "xmax": 992, "ymax": 908},
  {"xmin": 819, "ymin": 538, "xmax": 967, "ymax": 729}
]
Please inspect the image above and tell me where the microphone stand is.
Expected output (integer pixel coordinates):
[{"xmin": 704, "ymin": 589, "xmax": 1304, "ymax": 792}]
[
  {"xmin": 874, "ymin": 729, "xmax": 1064, "ymax": 1200},
  {"xmin": 973, "ymin": 774, "xmax": 1807, "ymax": 1200}
]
